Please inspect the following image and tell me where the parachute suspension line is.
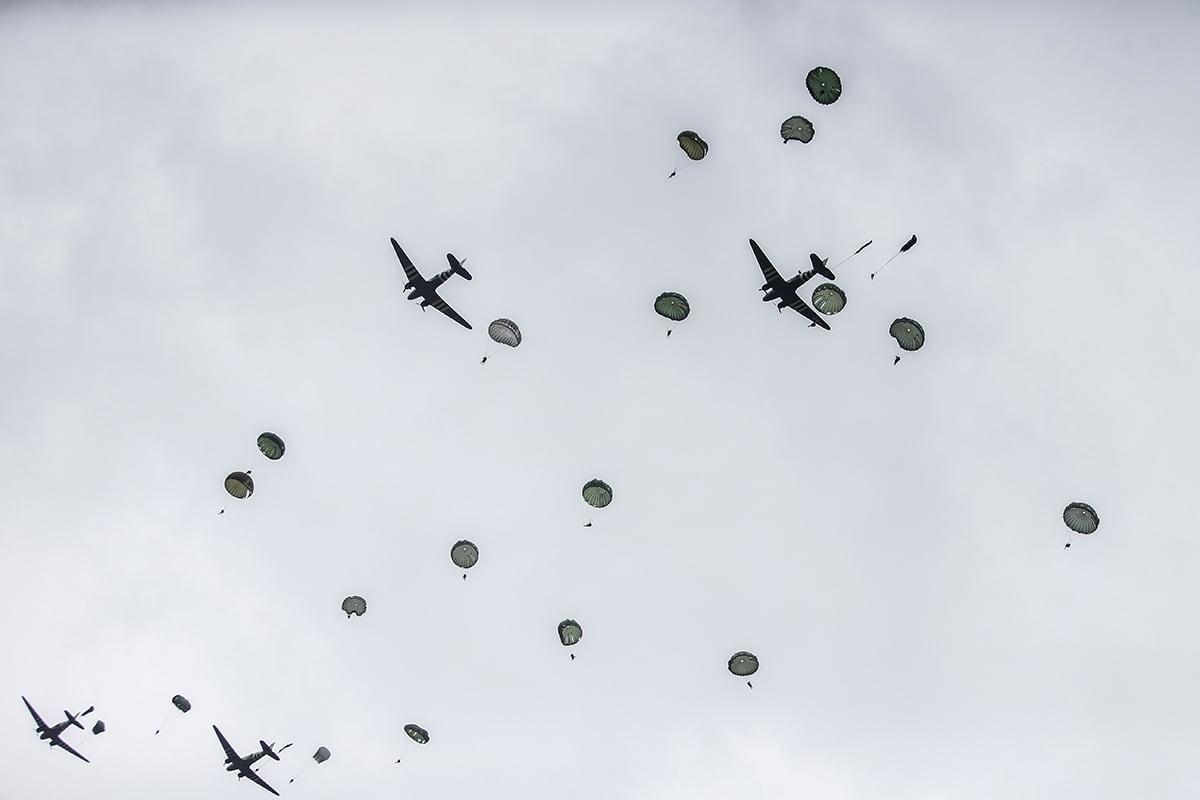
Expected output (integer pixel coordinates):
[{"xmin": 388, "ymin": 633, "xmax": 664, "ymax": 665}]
[
  {"xmin": 830, "ymin": 240, "xmax": 872, "ymax": 270},
  {"xmin": 870, "ymin": 254, "xmax": 899, "ymax": 280}
]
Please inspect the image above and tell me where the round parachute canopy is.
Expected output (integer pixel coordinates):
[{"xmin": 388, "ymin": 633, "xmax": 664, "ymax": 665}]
[
  {"xmin": 806, "ymin": 66, "xmax": 842, "ymax": 104},
  {"xmin": 224, "ymin": 471, "xmax": 254, "ymax": 499},
  {"xmin": 582, "ymin": 479, "xmax": 613, "ymax": 509},
  {"xmin": 677, "ymin": 130, "xmax": 708, "ymax": 161},
  {"xmin": 450, "ymin": 540, "xmax": 479, "ymax": 570},
  {"xmin": 654, "ymin": 292, "xmax": 690, "ymax": 322},
  {"xmin": 728, "ymin": 651, "xmax": 759, "ymax": 677},
  {"xmin": 171, "ymin": 695, "xmax": 192, "ymax": 713},
  {"xmin": 780, "ymin": 115, "xmax": 815, "ymax": 144},
  {"xmin": 558, "ymin": 619, "xmax": 583, "ymax": 646},
  {"xmin": 487, "ymin": 318, "xmax": 522, "ymax": 347},
  {"xmin": 1063, "ymin": 502, "xmax": 1100, "ymax": 535},
  {"xmin": 811, "ymin": 283, "xmax": 846, "ymax": 315},
  {"xmin": 404, "ymin": 724, "xmax": 430, "ymax": 745},
  {"xmin": 257, "ymin": 432, "xmax": 285, "ymax": 460},
  {"xmin": 342, "ymin": 596, "xmax": 367, "ymax": 617},
  {"xmin": 312, "ymin": 746, "xmax": 331, "ymax": 764},
  {"xmin": 889, "ymin": 318, "xmax": 925, "ymax": 352},
  {"xmin": 92, "ymin": 720, "xmax": 106, "ymax": 735}
]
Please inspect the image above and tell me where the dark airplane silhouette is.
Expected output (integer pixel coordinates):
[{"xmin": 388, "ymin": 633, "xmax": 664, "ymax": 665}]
[
  {"xmin": 390, "ymin": 238, "xmax": 473, "ymax": 329},
  {"xmin": 213, "ymin": 725, "xmax": 284, "ymax": 796},
  {"xmin": 748, "ymin": 238, "xmax": 835, "ymax": 330},
  {"xmin": 21, "ymin": 696, "xmax": 93, "ymax": 763}
]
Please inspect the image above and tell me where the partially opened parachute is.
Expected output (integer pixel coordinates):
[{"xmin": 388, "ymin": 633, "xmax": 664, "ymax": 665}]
[
  {"xmin": 558, "ymin": 619, "xmax": 583, "ymax": 646},
  {"xmin": 487, "ymin": 318, "xmax": 522, "ymax": 347},
  {"xmin": 171, "ymin": 695, "xmax": 192, "ymax": 713},
  {"xmin": 811, "ymin": 283, "xmax": 846, "ymax": 315},
  {"xmin": 582, "ymin": 479, "xmax": 613, "ymax": 508},
  {"xmin": 224, "ymin": 471, "xmax": 253, "ymax": 499},
  {"xmin": 342, "ymin": 596, "xmax": 367, "ymax": 617},
  {"xmin": 404, "ymin": 724, "xmax": 430, "ymax": 745},
  {"xmin": 780, "ymin": 115, "xmax": 815, "ymax": 144},
  {"xmin": 677, "ymin": 130, "xmax": 708, "ymax": 161},
  {"xmin": 313, "ymin": 746, "xmax": 331, "ymax": 764},
  {"xmin": 257, "ymin": 432, "xmax": 285, "ymax": 460},
  {"xmin": 92, "ymin": 720, "xmax": 106, "ymax": 735},
  {"xmin": 654, "ymin": 292, "xmax": 690, "ymax": 322},
  {"xmin": 806, "ymin": 66, "xmax": 842, "ymax": 104}
]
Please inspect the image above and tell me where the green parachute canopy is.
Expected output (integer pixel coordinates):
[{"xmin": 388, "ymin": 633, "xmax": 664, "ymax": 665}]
[
  {"xmin": 780, "ymin": 115, "xmax": 815, "ymax": 144},
  {"xmin": 450, "ymin": 540, "xmax": 479, "ymax": 570},
  {"xmin": 92, "ymin": 720, "xmax": 106, "ymax": 735},
  {"xmin": 654, "ymin": 292, "xmax": 691, "ymax": 322},
  {"xmin": 171, "ymin": 695, "xmax": 192, "ymax": 713},
  {"xmin": 806, "ymin": 66, "xmax": 842, "ymax": 104},
  {"xmin": 313, "ymin": 746, "xmax": 331, "ymax": 764},
  {"xmin": 558, "ymin": 619, "xmax": 583, "ymax": 646},
  {"xmin": 582, "ymin": 479, "xmax": 613, "ymax": 509},
  {"xmin": 342, "ymin": 596, "xmax": 367, "ymax": 617},
  {"xmin": 224, "ymin": 471, "xmax": 253, "ymax": 499},
  {"xmin": 728, "ymin": 651, "xmax": 759, "ymax": 677},
  {"xmin": 404, "ymin": 724, "xmax": 430, "ymax": 745},
  {"xmin": 487, "ymin": 318, "xmax": 522, "ymax": 348},
  {"xmin": 257, "ymin": 432, "xmax": 285, "ymax": 460},
  {"xmin": 889, "ymin": 318, "xmax": 925, "ymax": 352},
  {"xmin": 677, "ymin": 130, "xmax": 708, "ymax": 161},
  {"xmin": 1063, "ymin": 502, "xmax": 1100, "ymax": 534},
  {"xmin": 811, "ymin": 283, "xmax": 846, "ymax": 315}
]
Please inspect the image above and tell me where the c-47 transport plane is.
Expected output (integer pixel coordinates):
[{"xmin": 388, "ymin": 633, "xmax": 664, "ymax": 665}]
[
  {"xmin": 390, "ymin": 237, "xmax": 474, "ymax": 329},
  {"xmin": 213, "ymin": 725, "xmax": 285, "ymax": 796},
  {"xmin": 21, "ymin": 696, "xmax": 94, "ymax": 763},
  {"xmin": 749, "ymin": 238, "xmax": 836, "ymax": 330}
]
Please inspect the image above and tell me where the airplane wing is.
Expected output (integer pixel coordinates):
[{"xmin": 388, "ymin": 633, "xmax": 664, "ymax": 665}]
[
  {"xmin": 426, "ymin": 291, "xmax": 472, "ymax": 329},
  {"xmin": 786, "ymin": 295, "xmax": 831, "ymax": 330},
  {"xmin": 213, "ymin": 726, "xmax": 240, "ymax": 762},
  {"xmin": 390, "ymin": 238, "xmax": 424, "ymax": 286},
  {"xmin": 749, "ymin": 239, "xmax": 785, "ymax": 288},
  {"xmin": 51, "ymin": 735, "xmax": 90, "ymax": 763},
  {"xmin": 242, "ymin": 767, "xmax": 281, "ymax": 796},
  {"xmin": 21, "ymin": 697, "xmax": 48, "ymax": 731}
]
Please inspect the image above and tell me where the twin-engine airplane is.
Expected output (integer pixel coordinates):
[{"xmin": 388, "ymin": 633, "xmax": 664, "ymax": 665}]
[
  {"xmin": 21, "ymin": 696, "xmax": 93, "ymax": 763},
  {"xmin": 390, "ymin": 237, "xmax": 473, "ymax": 329},
  {"xmin": 749, "ymin": 238, "xmax": 836, "ymax": 330},
  {"xmin": 213, "ymin": 725, "xmax": 289, "ymax": 796}
]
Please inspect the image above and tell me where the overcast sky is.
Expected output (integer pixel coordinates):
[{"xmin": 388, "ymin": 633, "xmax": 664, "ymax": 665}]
[{"xmin": 3, "ymin": 2, "xmax": 1200, "ymax": 798}]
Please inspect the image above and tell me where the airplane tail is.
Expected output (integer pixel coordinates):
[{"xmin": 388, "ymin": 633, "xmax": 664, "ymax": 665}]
[
  {"xmin": 261, "ymin": 741, "xmax": 281, "ymax": 761},
  {"xmin": 446, "ymin": 253, "xmax": 472, "ymax": 281},
  {"xmin": 810, "ymin": 253, "xmax": 835, "ymax": 281}
]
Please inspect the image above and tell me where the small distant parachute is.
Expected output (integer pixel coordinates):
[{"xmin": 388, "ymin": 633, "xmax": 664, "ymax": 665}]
[
  {"xmin": 871, "ymin": 235, "xmax": 918, "ymax": 279},
  {"xmin": 582, "ymin": 479, "xmax": 613, "ymax": 509},
  {"xmin": 155, "ymin": 695, "xmax": 192, "ymax": 734},
  {"xmin": 1063, "ymin": 501, "xmax": 1100, "ymax": 548},
  {"xmin": 312, "ymin": 746, "xmax": 331, "ymax": 763},
  {"xmin": 257, "ymin": 432, "xmax": 285, "ymax": 460},
  {"xmin": 811, "ymin": 283, "xmax": 847, "ymax": 315},
  {"xmin": 451, "ymin": 540, "xmax": 479, "ymax": 575},
  {"xmin": 780, "ymin": 115, "xmax": 814, "ymax": 144},
  {"xmin": 404, "ymin": 724, "xmax": 430, "ymax": 745},
  {"xmin": 91, "ymin": 720, "xmax": 106, "ymax": 735},
  {"xmin": 654, "ymin": 292, "xmax": 690, "ymax": 337},
  {"xmin": 728, "ymin": 651, "xmax": 758, "ymax": 687},
  {"xmin": 224, "ymin": 471, "xmax": 253, "ymax": 499},
  {"xmin": 889, "ymin": 318, "xmax": 925, "ymax": 363},
  {"xmin": 558, "ymin": 619, "xmax": 583, "ymax": 656},
  {"xmin": 806, "ymin": 66, "xmax": 842, "ymax": 105},
  {"xmin": 342, "ymin": 596, "xmax": 367, "ymax": 617},
  {"xmin": 677, "ymin": 131, "xmax": 708, "ymax": 160},
  {"xmin": 487, "ymin": 318, "xmax": 522, "ymax": 348}
]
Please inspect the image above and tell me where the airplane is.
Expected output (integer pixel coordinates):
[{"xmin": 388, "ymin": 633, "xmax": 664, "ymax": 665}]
[
  {"xmin": 390, "ymin": 237, "xmax": 473, "ymax": 329},
  {"xmin": 213, "ymin": 725, "xmax": 285, "ymax": 796},
  {"xmin": 21, "ymin": 696, "xmax": 93, "ymax": 763},
  {"xmin": 748, "ymin": 238, "xmax": 836, "ymax": 330}
]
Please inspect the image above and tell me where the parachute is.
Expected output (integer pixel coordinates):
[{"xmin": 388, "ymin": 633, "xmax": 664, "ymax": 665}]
[
  {"xmin": 451, "ymin": 540, "xmax": 479, "ymax": 576},
  {"xmin": 313, "ymin": 746, "xmax": 331, "ymax": 764},
  {"xmin": 91, "ymin": 720, "xmax": 106, "ymax": 735},
  {"xmin": 728, "ymin": 651, "xmax": 759, "ymax": 687},
  {"xmin": 487, "ymin": 319, "xmax": 522, "ymax": 348},
  {"xmin": 558, "ymin": 619, "xmax": 583, "ymax": 651},
  {"xmin": 676, "ymin": 131, "xmax": 708, "ymax": 161},
  {"xmin": 1063, "ymin": 502, "xmax": 1100, "ymax": 548},
  {"xmin": 404, "ymin": 724, "xmax": 430, "ymax": 745},
  {"xmin": 889, "ymin": 318, "xmax": 925, "ymax": 363},
  {"xmin": 155, "ymin": 695, "xmax": 191, "ymax": 734},
  {"xmin": 654, "ymin": 292, "xmax": 690, "ymax": 337},
  {"xmin": 806, "ymin": 66, "xmax": 842, "ymax": 105},
  {"xmin": 582, "ymin": 479, "xmax": 613, "ymax": 509},
  {"xmin": 811, "ymin": 283, "xmax": 847, "ymax": 315},
  {"xmin": 342, "ymin": 596, "xmax": 367, "ymax": 617},
  {"xmin": 224, "ymin": 471, "xmax": 253, "ymax": 499},
  {"xmin": 257, "ymin": 432, "xmax": 285, "ymax": 460},
  {"xmin": 780, "ymin": 115, "xmax": 815, "ymax": 144},
  {"xmin": 871, "ymin": 235, "xmax": 917, "ymax": 279}
]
